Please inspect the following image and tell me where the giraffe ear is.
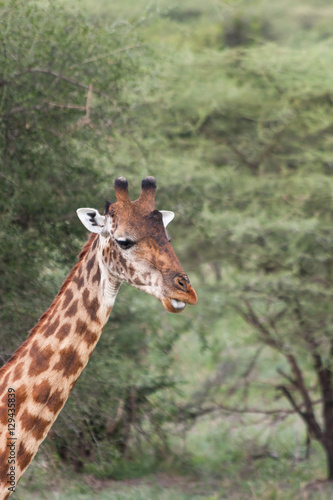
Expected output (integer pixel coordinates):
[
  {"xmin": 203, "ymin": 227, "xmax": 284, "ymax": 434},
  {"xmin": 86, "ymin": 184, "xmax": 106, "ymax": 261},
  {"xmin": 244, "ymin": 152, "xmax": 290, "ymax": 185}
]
[
  {"xmin": 76, "ymin": 208, "xmax": 106, "ymax": 234},
  {"xmin": 160, "ymin": 210, "xmax": 175, "ymax": 228}
]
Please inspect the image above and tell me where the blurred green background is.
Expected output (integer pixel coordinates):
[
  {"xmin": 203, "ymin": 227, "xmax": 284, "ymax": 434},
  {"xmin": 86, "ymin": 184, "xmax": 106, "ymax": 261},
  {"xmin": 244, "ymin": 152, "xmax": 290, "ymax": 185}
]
[{"xmin": 1, "ymin": 0, "xmax": 333, "ymax": 498}]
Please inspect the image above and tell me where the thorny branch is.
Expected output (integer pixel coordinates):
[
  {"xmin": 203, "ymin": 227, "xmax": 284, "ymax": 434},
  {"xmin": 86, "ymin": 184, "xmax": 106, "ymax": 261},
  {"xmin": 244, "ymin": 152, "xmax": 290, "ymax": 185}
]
[
  {"xmin": 284, "ymin": 354, "xmax": 322, "ymax": 440},
  {"xmin": 232, "ymin": 301, "xmax": 281, "ymax": 350},
  {"xmin": 68, "ymin": 43, "xmax": 143, "ymax": 68},
  {"xmin": 235, "ymin": 296, "xmax": 325, "ymax": 443},
  {"xmin": 1, "ymin": 82, "xmax": 96, "ymax": 132},
  {"xmin": 75, "ymin": 83, "xmax": 93, "ymax": 129},
  {"xmin": 0, "ymin": 68, "xmax": 110, "ymax": 98},
  {"xmin": 178, "ymin": 398, "xmax": 323, "ymax": 423},
  {"xmin": 292, "ymin": 297, "xmax": 333, "ymax": 441},
  {"xmin": 42, "ymin": 101, "xmax": 86, "ymax": 111}
]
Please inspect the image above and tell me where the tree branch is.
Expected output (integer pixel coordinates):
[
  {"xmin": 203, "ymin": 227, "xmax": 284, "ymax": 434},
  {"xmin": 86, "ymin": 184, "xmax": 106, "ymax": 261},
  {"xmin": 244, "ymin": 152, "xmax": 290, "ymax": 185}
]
[
  {"xmin": 233, "ymin": 301, "xmax": 280, "ymax": 350},
  {"xmin": 277, "ymin": 367, "xmax": 296, "ymax": 386},
  {"xmin": 0, "ymin": 68, "xmax": 110, "ymax": 98},
  {"xmin": 178, "ymin": 399, "xmax": 323, "ymax": 422},
  {"xmin": 43, "ymin": 101, "xmax": 85, "ymax": 111},
  {"xmin": 312, "ymin": 352, "xmax": 333, "ymax": 439},
  {"xmin": 68, "ymin": 43, "xmax": 143, "ymax": 68},
  {"xmin": 279, "ymin": 355, "xmax": 323, "ymax": 441},
  {"xmin": 74, "ymin": 83, "xmax": 93, "ymax": 129},
  {"xmin": 292, "ymin": 298, "xmax": 333, "ymax": 440},
  {"xmin": 234, "ymin": 299, "xmax": 323, "ymax": 442},
  {"xmin": 225, "ymin": 138, "xmax": 259, "ymax": 174}
]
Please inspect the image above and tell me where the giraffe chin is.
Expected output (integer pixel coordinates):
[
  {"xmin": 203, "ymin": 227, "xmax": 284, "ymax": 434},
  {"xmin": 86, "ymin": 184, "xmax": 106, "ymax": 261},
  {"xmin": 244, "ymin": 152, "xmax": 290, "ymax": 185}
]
[{"xmin": 163, "ymin": 298, "xmax": 187, "ymax": 314}]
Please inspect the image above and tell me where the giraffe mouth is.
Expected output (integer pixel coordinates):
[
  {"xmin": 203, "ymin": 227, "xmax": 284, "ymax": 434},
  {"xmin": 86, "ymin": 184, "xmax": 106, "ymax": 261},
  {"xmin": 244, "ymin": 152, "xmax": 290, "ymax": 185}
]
[
  {"xmin": 170, "ymin": 299, "xmax": 186, "ymax": 310},
  {"xmin": 162, "ymin": 297, "xmax": 187, "ymax": 313},
  {"xmin": 162, "ymin": 287, "xmax": 197, "ymax": 313}
]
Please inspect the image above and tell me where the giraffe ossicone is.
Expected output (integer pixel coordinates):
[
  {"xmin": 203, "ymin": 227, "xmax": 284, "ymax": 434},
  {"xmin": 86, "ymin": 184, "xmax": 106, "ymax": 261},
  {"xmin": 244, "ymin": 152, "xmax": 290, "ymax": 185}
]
[{"xmin": 0, "ymin": 176, "xmax": 197, "ymax": 499}]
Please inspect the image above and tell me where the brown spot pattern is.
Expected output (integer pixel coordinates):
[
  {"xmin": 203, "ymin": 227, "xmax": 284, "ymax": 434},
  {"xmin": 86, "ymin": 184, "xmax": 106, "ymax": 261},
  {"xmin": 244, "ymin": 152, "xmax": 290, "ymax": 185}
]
[
  {"xmin": 76, "ymin": 318, "xmax": 98, "ymax": 346},
  {"xmin": 82, "ymin": 289, "xmax": 100, "ymax": 323},
  {"xmin": 86, "ymin": 254, "xmax": 95, "ymax": 278},
  {"xmin": 76, "ymin": 318, "xmax": 88, "ymax": 336},
  {"xmin": 17, "ymin": 442, "xmax": 34, "ymax": 470},
  {"xmin": 53, "ymin": 347, "xmax": 83, "ymax": 378},
  {"xmin": 92, "ymin": 265, "xmax": 101, "ymax": 284},
  {"xmin": 65, "ymin": 299, "xmax": 78, "ymax": 318},
  {"xmin": 62, "ymin": 289, "xmax": 73, "ymax": 308},
  {"xmin": 73, "ymin": 274, "xmax": 84, "ymax": 289},
  {"xmin": 15, "ymin": 384, "xmax": 28, "ymax": 416},
  {"xmin": 12, "ymin": 362, "xmax": 24, "ymax": 382},
  {"xmin": 0, "ymin": 406, "xmax": 7, "ymax": 425},
  {"xmin": 28, "ymin": 341, "xmax": 54, "ymax": 377},
  {"xmin": 32, "ymin": 380, "xmax": 51, "ymax": 404},
  {"xmin": 44, "ymin": 317, "xmax": 60, "ymax": 338},
  {"xmin": 20, "ymin": 409, "xmax": 51, "ymax": 441},
  {"xmin": 56, "ymin": 322, "xmax": 71, "ymax": 341},
  {"xmin": 47, "ymin": 389, "xmax": 65, "ymax": 414}
]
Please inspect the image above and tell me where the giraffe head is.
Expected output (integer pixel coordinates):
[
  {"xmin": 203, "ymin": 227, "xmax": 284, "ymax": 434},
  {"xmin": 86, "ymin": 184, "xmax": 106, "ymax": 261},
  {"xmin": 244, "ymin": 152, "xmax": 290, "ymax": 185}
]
[{"xmin": 77, "ymin": 176, "xmax": 197, "ymax": 313}]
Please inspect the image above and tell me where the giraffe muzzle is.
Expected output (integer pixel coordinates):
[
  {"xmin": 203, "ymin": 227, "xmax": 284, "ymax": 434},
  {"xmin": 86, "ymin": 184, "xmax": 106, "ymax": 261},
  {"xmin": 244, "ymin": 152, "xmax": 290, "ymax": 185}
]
[{"xmin": 162, "ymin": 274, "xmax": 198, "ymax": 313}]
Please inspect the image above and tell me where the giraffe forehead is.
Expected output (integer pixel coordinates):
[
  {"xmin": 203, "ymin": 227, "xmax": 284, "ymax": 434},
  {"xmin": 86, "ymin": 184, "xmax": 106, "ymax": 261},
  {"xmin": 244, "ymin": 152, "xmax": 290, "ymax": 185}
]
[{"xmin": 110, "ymin": 206, "xmax": 165, "ymax": 238}]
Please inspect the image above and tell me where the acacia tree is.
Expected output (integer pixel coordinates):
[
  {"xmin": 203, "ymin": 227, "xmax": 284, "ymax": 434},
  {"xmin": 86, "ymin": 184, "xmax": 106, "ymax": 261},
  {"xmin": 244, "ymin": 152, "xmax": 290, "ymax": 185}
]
[
  {"xmin": 201, "ymin": 49, "xmax": 333, "ymax": 479},
  {"xmin": 232, "ymin": 280, "xmax": 333, "ymax": 478},
  {"xmin": 133, "ymin": 31, "xmax": 333, "ymax": 477}
]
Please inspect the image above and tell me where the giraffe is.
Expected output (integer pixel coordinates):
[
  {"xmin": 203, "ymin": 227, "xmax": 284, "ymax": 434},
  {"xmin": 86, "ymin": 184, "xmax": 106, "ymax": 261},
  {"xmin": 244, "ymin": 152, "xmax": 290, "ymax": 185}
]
[{"xmin": 0, "ymin": 176, "xmax": 197, "ymax": 499}]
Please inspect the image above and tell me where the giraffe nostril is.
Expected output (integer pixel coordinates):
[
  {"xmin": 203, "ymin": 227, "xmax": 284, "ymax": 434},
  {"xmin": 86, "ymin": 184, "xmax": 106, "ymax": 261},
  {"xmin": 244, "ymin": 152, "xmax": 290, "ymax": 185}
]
[{"xmin": 174, "ymin": 275, "xmax": 189, "ymax": 292}]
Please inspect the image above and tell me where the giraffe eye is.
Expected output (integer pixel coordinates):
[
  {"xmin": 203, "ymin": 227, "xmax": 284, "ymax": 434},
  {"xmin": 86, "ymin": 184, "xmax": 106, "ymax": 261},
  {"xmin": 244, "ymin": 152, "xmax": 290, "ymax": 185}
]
[{"xmin": 116, "ymin": 238, "xmax": 135, "ymax": 250}]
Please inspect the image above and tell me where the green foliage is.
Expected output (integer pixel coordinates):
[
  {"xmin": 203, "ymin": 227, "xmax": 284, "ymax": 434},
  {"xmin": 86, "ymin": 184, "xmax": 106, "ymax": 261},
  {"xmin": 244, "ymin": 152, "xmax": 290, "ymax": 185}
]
[
  {"xmin": 3, "ymin": 0, "xmax": 333, "ymax": 495},
  {"xmin": 107, "ymin": 0, "xmax": 333, "ymax": 485},
  {"xmin": 0, "ymin": 0, "xmax": 146, "ymax": 347},
  {"xmin": 19, "ymin": 483, "xmax": 212, "ymax": 500}
]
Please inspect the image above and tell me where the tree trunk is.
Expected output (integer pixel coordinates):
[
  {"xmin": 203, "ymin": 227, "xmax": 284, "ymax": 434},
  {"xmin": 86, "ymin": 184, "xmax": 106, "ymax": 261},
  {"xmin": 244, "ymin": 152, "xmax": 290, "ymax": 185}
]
[
  {"xmin": 314, "ymin": 356, "xmax": 333, "ymax": 480},
  {"xmin": 325, "ymin": 443, "xmax": 333, "ymax": 481}
]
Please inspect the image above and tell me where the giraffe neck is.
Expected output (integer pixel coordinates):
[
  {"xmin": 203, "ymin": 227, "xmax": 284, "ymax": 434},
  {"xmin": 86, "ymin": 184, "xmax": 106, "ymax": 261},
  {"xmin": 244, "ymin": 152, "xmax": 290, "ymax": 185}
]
[{"xmin": 0, "ymin": 234, "xmax": 122, "ymax": 499}]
